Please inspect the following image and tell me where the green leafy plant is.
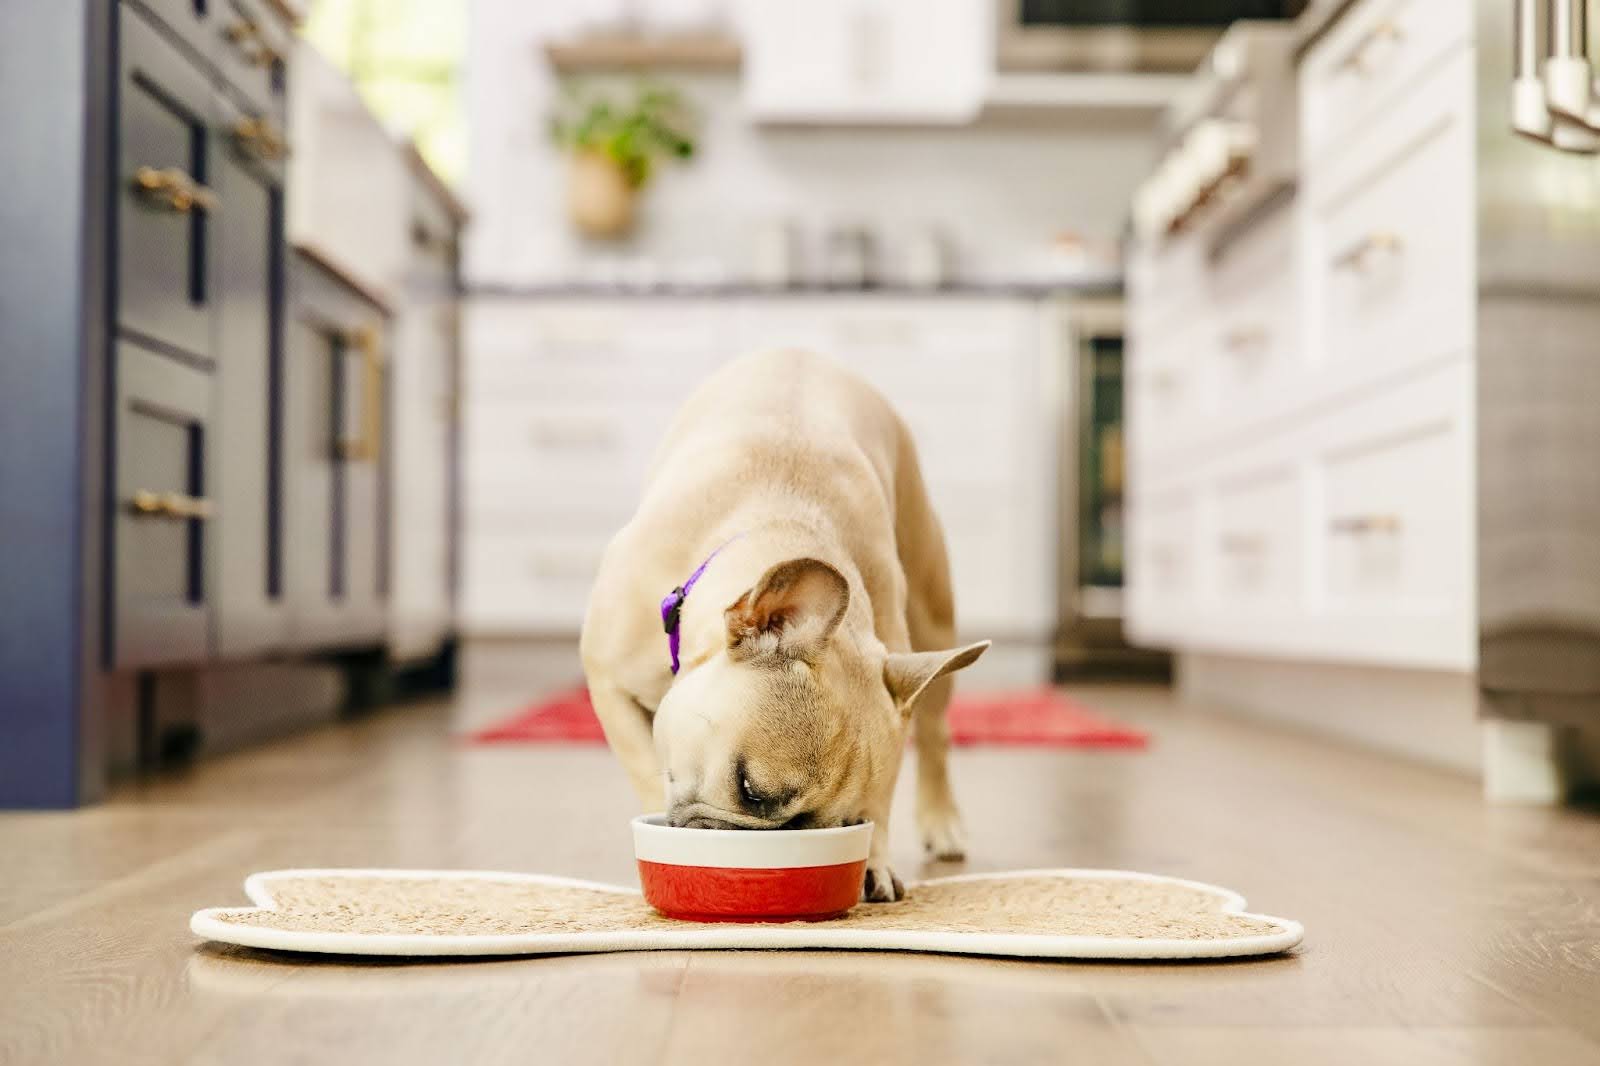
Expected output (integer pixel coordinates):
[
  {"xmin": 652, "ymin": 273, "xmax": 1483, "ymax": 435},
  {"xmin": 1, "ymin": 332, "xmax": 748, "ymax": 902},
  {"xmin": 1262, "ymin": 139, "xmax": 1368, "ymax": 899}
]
[{"xmin": 548, "ymin": 84, "xmax": 696, "ymax": 189}]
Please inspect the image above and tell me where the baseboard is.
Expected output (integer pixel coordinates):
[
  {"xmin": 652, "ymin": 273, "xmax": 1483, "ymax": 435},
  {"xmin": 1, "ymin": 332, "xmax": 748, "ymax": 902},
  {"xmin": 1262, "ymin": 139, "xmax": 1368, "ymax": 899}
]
[{"xmin": 1177, "ymin": 653, "xmax": 1483, "ymax": 776}]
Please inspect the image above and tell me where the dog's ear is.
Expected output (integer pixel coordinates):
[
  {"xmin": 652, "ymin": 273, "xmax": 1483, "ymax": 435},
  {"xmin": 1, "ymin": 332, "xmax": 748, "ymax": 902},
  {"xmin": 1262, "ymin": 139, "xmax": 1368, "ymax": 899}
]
[
  {"xmin": 725, "ymin": 558, "xmax": 850, "ymax": 662},
  {"xmin": 884, "ymin": 641, "xmax": 991, "ymax": 712}
]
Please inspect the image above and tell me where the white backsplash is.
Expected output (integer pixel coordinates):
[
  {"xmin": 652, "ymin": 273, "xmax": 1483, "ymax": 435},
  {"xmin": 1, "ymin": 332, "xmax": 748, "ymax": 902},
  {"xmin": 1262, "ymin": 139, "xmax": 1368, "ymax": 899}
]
[{"xmin": 464, "ymin": 0, "xmax": 1162, "ymax": 287}]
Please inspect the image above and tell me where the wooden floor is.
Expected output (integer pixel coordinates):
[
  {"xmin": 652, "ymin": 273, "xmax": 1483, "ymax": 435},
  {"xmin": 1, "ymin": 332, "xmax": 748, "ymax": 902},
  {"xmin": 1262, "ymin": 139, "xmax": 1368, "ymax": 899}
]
[{"xmin": 5, "ymin": 681, "xmax": 1600, "ymax": 1065}]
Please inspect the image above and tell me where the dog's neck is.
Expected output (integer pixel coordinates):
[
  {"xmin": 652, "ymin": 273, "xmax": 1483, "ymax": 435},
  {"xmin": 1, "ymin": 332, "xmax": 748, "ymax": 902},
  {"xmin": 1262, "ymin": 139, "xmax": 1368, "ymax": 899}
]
[{"xmin": 670, "ymin": 516, "xmax": 862, "ymax": 677}]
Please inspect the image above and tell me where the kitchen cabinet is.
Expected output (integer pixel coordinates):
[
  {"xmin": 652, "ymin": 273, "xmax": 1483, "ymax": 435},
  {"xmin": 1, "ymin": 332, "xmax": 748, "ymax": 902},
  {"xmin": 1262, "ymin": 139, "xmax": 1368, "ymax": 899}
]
[
  {"xmin": 212, "ymin": 96, "xmax": 291, "ymax": 658},
  {"xmin": 739, "ymin": 0, "xmax": 991, "ymax": 124},
  {"xmin": 1126, "ymin": 0, "xmax": 1479, "ymax": 675},
  {"xmin": 285, "ymin": 249, "xmax": 390, "ymax": 650},
  {"xmin": 462, "ymin": 293, "xmax": 1062, "ymax": 683},
  {"xmin": 112, "ymin": 341, "xmax": 215, "ymax": 669},
  {"xmin": 1127, "ymin": 0, "xmax": 1600, "ymax": 786},
  {"xmin": 117, "ymin": 6, "xmax": 219, "ymax": 360},
  {"xmin": 2, "ymin": 0, "xmax": 457, "ymax": 807},
  {"xmin": 387, "ymin": 149, "xmax": 467, "ymax": 663}
]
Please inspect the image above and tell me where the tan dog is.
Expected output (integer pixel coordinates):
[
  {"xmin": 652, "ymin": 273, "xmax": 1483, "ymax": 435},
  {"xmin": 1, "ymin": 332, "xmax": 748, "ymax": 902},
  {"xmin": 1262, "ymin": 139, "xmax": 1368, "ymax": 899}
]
[{"xmin": 580, "ymin": 349, "xmax": 988, "ymax": 901}]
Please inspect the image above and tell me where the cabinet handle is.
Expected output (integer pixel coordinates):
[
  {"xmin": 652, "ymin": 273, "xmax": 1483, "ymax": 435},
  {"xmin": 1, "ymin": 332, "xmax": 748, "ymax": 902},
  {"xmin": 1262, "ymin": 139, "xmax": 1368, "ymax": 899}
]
[
  {"xmin": 232, "ymin": 117, "xmax": 289, "ymax": 161},
  {"xmin": 1218, "ymin": 532, "xmax": 1267, "ymax": 555},
  {"xmin": 1149, "ymin": 368, "xmax": 1181, "ymax": 392},
  {"xmin": 130, "ymin": 166, "xmax": 217, "ymax": 213},
  {"xmin": 1329, "ymin": 514, "xmax": 1402, "ymax": 535},
  {"xmin": 1337, "ymin": 19, "xmax": 1403, "ymax": 77},
  {"xmin": 1220, "ymin": 326, "xmax": 1269, "ymax": 355},
  {"xmin": 224, "ymin": 17, "xmax": 280, "ymax": 68},
  {"xmin": 128, "ymin": 490, "xmax": 214, "ymax": 521},
  {"xmin": 338, "ymin": 326, "xmax": 385, "ymax": 462},
  {"xmin": 1331, "ymin": 231, "xmax": 1403, "ymax": 273}
]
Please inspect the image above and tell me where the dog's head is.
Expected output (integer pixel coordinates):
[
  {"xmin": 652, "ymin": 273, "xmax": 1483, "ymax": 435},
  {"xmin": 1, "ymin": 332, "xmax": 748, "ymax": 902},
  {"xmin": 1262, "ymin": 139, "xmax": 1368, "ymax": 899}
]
[{"xmin": 654, "ymin": 557, "xmax": 988, "ymax": 831}]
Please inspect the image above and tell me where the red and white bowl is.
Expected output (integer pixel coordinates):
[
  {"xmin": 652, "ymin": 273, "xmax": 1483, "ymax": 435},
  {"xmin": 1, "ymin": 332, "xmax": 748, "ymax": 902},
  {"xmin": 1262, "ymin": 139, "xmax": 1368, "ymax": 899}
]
[{"xmin": 632, "ymin": 814, "xmax": 872, "ymax": 922}]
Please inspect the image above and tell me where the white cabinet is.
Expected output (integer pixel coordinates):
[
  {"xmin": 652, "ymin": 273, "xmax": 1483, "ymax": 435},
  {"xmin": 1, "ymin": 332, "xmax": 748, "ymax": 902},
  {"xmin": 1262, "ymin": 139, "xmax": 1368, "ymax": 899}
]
[
  {"xmin": 460, "ymin": 296, "xmax": 1057, "ymax": 655},
  {"xmin": 1125, "ymin": 0, "xmax": 1476, "ymax": 673},
  {"xmin": 387, "ymin": 160, "xmax": 466, "ymax": 663},
  {"xmin": 739, "ymin": 0, "xmax": 991, "ymax": 124}
]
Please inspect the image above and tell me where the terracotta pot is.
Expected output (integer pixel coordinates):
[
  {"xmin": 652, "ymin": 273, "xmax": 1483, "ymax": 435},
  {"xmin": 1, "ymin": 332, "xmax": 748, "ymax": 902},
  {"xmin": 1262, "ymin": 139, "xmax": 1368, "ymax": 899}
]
[{"xmin": 567, "ymin": 150, "xmax": 636, "ymax": 238}]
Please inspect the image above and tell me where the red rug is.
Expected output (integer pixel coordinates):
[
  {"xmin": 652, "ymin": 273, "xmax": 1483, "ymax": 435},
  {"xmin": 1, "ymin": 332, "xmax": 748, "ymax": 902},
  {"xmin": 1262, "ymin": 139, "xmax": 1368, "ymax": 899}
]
[{"xmin": 467, "ymin": 687, "xmax": 1148, "ymax": 749}]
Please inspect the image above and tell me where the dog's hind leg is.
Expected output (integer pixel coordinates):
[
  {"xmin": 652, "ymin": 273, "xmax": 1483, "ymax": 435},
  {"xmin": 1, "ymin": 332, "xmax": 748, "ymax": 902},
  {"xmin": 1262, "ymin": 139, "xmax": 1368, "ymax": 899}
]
[
  {"xmin": 911, "ymin": 670, "xmax": 966, "ymax": 861},
  {"xmin": 896, "ymin": 430, "xmax": 967, "ymax": 862}
]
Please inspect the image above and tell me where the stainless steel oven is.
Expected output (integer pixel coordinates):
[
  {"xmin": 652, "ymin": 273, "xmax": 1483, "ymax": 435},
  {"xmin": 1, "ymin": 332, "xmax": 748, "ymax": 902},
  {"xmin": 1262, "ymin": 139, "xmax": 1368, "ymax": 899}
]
[{"xmin": 996, "ymin": 0, "xmax": 1299, "ymax": 72}]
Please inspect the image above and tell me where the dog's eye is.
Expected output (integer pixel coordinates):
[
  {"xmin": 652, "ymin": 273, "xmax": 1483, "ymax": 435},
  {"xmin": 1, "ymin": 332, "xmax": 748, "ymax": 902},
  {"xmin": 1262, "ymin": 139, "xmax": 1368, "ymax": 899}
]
[{"xmin": 739, "ymin": 775, "xmax": 764, "ymax": 807}]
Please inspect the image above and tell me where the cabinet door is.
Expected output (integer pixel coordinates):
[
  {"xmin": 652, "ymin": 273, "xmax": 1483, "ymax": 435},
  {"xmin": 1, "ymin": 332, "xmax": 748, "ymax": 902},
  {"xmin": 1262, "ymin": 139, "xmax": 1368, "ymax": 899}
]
[
  {"xmin": 113, "ymin": 342, "xmax": 214, "ymax": 667},
  {"xmin": 118, "ymin": 5, "xmax": 218, "ymax": 359},
  {"xmin": 211, "ymin": 99, "xmax": 288, "ymax": 657},
  {"xmin": 285, "ymin": 258, "xmax": 388, "ymax": 649},
  {"xmin": 388, "ymin": 216, "xmax": 456, "ymax": 660},
  {"xmin": 741, "ymin": 0, "xmax": 988, "ymax": 123},
  {"xmin": 213, "ymin": 0, "xmax": 291, "ymax": 117}
]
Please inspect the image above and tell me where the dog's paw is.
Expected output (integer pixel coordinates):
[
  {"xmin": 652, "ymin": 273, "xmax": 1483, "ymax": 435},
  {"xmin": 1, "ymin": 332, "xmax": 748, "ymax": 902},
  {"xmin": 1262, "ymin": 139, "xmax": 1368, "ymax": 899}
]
[
  {"xmin": 861, "ymin": 862, "xmax": 905, "ymax": 903},
  {"xmin": 918, "ymin": 806, "xmax": 967, "ymax": 862}
]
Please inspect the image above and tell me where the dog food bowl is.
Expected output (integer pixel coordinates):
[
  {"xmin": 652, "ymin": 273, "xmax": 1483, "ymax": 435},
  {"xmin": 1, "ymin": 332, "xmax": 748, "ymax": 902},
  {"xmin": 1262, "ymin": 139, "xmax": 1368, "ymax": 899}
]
[{"xmin": 631, "ymin": 814, "xmax": 872, "ymax": 922}]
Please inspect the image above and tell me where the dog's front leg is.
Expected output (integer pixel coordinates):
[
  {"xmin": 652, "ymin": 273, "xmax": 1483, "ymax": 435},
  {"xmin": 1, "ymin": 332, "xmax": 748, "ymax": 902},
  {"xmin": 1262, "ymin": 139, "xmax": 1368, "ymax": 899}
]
[
  {"xmin": 861, "ymin": 783, "xmax": 905, "ymax": 902},
  {"xmin": 589, "ymin": 678, "xmax": 666, "ymax": 812}
]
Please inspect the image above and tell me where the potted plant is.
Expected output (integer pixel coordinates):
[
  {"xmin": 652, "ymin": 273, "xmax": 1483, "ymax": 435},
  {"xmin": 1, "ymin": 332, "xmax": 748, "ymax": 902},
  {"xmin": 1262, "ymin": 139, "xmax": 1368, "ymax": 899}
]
[{"xmin": 549, "ymin": 84, "xmax": 697, "ymax": 239}]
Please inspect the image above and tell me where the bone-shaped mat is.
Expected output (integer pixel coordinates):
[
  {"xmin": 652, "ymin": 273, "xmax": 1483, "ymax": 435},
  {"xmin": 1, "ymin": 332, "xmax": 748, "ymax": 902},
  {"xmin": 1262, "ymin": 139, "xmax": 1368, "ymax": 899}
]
[{"xmin": 191, "ymin": 869, "xmax": 1303, "ymax": 960}]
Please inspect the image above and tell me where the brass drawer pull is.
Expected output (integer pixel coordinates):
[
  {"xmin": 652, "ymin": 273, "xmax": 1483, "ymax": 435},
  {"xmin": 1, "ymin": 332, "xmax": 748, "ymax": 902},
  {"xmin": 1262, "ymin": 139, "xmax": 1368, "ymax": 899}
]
[
  {"xmin": 232, "ymin": 117, "xmax": 289, "ymax": 161},
  {"xmin": 224, "ymin": 17, "xmax": 280, "ymax": 68},
  {"xmin": 1332, "ymin": 231, "xmax": 1402, "ymax": 273},
  {"xmin": 1219, "ymin": 533, "xmax": 1267, "ymax": 555},
  {"xmin": 338, "ymin": 326, "xmax": 385, "ymax": 463},
  {"xmin": 131, "ymin": 166, "xmax": 217, "ymax": 213},
  {"xmin": 1329, "ymin": 514, "xmax": 1402, "ymax": 535},
  {"xmin": 128, "ymin": 490, "xmax": 214, "ymax": 521},
  {"xmin": 1220, "ymin": 326, "xmax": 1269, "ymax": 355},
  {"xmin": 1337, "ymin": 19, "xmax": 1403, "ymax": 77}
]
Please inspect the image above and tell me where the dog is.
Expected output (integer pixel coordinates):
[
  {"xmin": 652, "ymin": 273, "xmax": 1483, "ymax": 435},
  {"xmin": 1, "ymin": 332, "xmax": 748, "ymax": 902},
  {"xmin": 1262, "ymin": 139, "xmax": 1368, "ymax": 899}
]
[{"xmin": 580, "ymin": 349, "xmax": 988, "ymax": 902}]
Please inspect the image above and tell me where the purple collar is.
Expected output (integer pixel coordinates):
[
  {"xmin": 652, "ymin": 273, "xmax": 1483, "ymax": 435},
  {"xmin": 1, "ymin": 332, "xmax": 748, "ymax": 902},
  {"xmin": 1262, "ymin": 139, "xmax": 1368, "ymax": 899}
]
[{"xmin": 660, "ymin": 536, "xmax": 742, "ymax": 675}]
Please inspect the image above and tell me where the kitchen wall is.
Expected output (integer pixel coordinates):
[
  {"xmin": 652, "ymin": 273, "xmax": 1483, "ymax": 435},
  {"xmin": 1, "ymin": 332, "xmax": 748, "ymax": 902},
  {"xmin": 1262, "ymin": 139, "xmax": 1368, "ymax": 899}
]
[{"xmin": 464, "ymin": 0, "xmax": 1162, "ymax": 286}]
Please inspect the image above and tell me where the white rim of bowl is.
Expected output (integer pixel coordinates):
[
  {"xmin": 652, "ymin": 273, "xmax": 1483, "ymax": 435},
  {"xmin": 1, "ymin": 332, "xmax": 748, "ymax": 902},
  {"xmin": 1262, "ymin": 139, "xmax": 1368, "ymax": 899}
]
[{"xmin": 631, "ymin": 813, "xmax": 873, "ymax": 869}]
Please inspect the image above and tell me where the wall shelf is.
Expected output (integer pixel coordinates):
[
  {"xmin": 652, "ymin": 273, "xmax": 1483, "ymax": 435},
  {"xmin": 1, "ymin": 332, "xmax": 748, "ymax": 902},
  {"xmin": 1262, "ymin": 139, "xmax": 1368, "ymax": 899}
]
[{"xmin": 543, "ymin": 34, "xmax": 742, "ymax": 74}]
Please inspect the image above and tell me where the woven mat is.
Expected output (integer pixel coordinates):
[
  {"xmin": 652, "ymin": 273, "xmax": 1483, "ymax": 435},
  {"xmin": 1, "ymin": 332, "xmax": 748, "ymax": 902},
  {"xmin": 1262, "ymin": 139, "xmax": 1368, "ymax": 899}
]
[{"xmin": 191, "ymin": 869, "xmax": 1301, "ymax": 960}]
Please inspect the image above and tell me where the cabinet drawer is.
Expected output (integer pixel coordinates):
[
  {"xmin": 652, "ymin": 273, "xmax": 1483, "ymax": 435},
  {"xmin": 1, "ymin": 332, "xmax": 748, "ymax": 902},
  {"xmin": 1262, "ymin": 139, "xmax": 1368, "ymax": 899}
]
[
  {"xmin": 213, "ymin": 0, "xmax": 290, "ymax": 114},
  {"xmin": 113, "ymin": 342, "xmax": 214, "ymax": 668},
  {"xmin": 1300, "ymin": 0, "xmax": 1471, "ymax": 163},
  {"xmin": 1208, "ymin": 211, "xmax": 1297, "ymax": 421},
  {"xmin": 753, "ymin": 303, "xmax": 1025, "ymax": 407},
  {"xmin": 466, "ymin": 303, "xmax": 715, "ymax": 401},
  {"xmin": 464, "ymin": 402, "xmax": 657, "ymax": 503},
  {"xmin": 119, "ymin": 6, "xmax": 218, "ymax": 359},
  {"xmin": 461, "ymin": 533, "xmax": 603, "ymax": 632},
  {"xmin": 131, "ymin": 0, "xmax": 215, "ymax": 66},
  {"xmin": 1128, "ymin": 489, "xmax": 1198, "ymax": 640},
  {"xmin": 1206, "ymin": 464, "xmax": 1303, "ymax": 613},
  {"xmin": 1312, "ymin": 362, "xmax": 1473, "ymax": 666},
  {"xmin": 1304, "ymin": 47, "xmax": 1473, "ymax": 393}
]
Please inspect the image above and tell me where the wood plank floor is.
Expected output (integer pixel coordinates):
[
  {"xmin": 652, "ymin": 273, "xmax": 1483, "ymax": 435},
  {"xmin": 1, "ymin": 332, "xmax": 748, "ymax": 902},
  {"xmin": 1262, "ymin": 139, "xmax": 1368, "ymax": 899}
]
[{"xmin": 4, "ymin": 680, "xmax": 1600, "ymax": 1065}]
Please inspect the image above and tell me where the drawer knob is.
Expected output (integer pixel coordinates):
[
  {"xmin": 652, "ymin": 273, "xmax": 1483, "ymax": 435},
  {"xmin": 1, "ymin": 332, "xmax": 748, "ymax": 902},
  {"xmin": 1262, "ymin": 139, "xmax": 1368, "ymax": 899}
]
[
  {"xmin": 232, "ymin": 117, "xmax": 289, "ymax": 161},
  {"xmin": 1332, "ymin": 231, "xmax": 1403, "ymax": 274},
  {"xmin": 224, "ymin": 17, "xmax": 280, "ymax": 68},
  {"xmin": 128, "ymin": 490, "xmax": 214, "ymax": 521},
  {"xmin": 130, "ymin": 166, "xmax": 217, "ymax": 214},
  {"xmin": 1338, "ymin": 19, "xmax": 1403, "ymax": 77},
  {"xmin": 1329, "ymin": 514, "xmax": 1402, "ymax": 535},
  {"xmin": 337, "ymin": 326, "xmax": 385, "ymax": 463},
  {"xmin": 1219, "ymin": 532, "xmax": 1267, "ymax": 555},
  {"xmin": 1220, "ymin": 326, "xmax": 1269, "ymax": 355}
]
